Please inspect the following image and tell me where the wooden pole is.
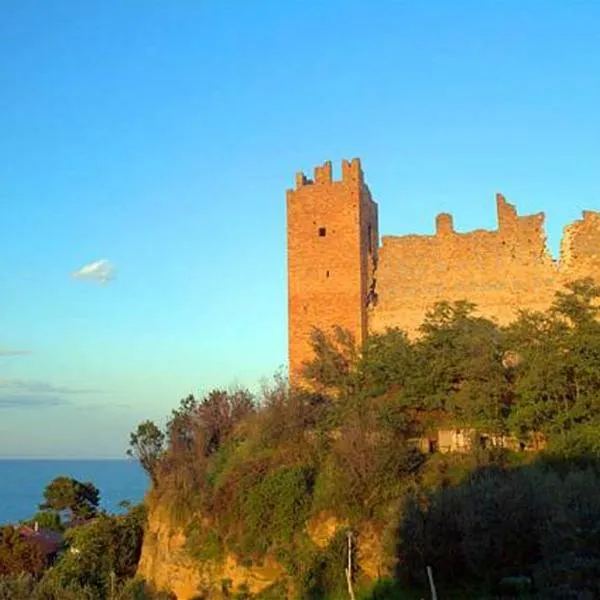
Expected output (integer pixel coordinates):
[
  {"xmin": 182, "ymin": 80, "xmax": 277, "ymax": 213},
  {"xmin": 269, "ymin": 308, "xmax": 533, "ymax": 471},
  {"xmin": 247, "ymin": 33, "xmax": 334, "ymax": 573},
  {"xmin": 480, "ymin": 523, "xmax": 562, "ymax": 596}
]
[
  {"xmin": 346, "ymin": 531, "xmax": 356, "ymax": 600},
  {"xmin": 426, "ymin": 565, "xmax": 438, "ymax": 600},
  {"xmin": 109, "ymin": 570, "xmax": 116, "ymax": 600}
]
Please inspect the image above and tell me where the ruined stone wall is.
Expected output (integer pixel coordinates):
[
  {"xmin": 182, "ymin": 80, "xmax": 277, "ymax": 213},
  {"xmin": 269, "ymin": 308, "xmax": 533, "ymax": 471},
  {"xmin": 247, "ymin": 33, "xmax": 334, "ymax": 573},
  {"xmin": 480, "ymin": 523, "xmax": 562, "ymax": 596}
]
[
  {"xmin": 369, "ymin": 195, "xmax": 600, "ymax": 335},
  {"xmin": 560, "ymin": 211, "xmax": 600, "ymax": 277},
  {"xmin": 286, "ymin": 159, "xmax": 600, "ymax": 375}
]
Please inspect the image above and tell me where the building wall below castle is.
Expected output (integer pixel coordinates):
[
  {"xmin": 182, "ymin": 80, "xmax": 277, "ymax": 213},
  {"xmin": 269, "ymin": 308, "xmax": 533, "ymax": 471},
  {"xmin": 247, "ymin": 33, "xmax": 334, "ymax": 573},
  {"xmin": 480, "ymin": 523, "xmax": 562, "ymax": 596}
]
[{"xmin": 369, "ymin": 197, "xmax": 600, "ymax": 335}]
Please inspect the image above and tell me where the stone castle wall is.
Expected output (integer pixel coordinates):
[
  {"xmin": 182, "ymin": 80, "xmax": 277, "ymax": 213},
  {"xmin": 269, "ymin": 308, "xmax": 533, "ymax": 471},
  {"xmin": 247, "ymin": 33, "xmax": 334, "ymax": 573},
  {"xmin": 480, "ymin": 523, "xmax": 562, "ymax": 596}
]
[
  {"xmin": 370, "ymin": 197, "xmax": 600, "ymax": 335},
  {"xmin": 287, "ymin": 159, "xmax": 600, "ymax": 378}
]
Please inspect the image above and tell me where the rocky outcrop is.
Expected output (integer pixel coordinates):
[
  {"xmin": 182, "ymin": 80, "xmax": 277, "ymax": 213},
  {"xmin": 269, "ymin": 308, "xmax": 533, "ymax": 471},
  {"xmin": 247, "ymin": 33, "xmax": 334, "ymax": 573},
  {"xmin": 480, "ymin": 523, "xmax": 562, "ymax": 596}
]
[
  {"xmin": 137, "ymin": 500, "xmax": 286, "ymax": 599},
  {"xmin": 306, "ymin": 511, "xmax": 388, "ymax": 580},
  {"xmin": 138, "ymin": 500, "xmax": 390, "ymax": 599}
]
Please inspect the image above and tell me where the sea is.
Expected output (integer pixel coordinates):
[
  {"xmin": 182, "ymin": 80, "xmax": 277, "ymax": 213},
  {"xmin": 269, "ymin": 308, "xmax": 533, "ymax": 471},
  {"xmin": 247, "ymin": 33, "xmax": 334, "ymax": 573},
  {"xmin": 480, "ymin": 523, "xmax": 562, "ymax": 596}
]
[{"xmin": 0, "ymin": 459, "xmax": 149, "ymax": 525}]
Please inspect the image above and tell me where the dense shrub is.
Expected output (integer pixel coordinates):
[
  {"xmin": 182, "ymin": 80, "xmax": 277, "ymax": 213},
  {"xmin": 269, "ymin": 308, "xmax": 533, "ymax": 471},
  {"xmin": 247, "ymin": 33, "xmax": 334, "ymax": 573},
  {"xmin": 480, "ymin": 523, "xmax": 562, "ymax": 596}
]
[
  {"xmin": 126, "ymin": 279, "xmax": 600, "ymax": 597},
  {"xmin": 0, "ymin": 526, "xmax": 46, "ymax": 577},
  {"xmin": 38, "ymin": 504, "xmax": 146, "ymax": 599},
  {"xmin": 399, "ymin": 460, "xmax": 600, "ymax": 597},
  {"xmin": 301, "ymin": 529, "xmax": 356, "ymax": 600},
  {"xmin": 0, "ymin": 574, "xmax": 36, "ymax": 600}
]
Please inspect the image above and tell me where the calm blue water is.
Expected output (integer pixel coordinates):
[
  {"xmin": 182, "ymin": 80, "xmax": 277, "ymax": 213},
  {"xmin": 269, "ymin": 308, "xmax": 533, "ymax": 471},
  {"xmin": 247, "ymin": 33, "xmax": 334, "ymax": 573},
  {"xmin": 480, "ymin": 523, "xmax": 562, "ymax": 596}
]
[{"xmin": 0, "ymin": 459, "xmax": 149, "ymax": 525}]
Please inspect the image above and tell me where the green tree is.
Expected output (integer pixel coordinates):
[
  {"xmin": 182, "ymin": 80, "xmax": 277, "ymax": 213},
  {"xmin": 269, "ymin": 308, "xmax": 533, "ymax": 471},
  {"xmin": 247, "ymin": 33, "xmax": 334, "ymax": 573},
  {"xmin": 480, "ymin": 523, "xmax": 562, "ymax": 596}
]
[
  {"xmin": 551, "ymin": 277, "xmax": 600, "ymax": 327},
  {"xmin": 24, "ymin": 510, "xmax": 63, "ymax": 532},
  {"xmin": 39, "ymin": 477, "xmax": 100, "ymax": 520},
  {"xmin": 165, "ymin": 389, "xmax": 255, "ymax": 461},
  {"xmin": 355, "ymin": 327, "xmax": 414, "ymax": 399},
  {"xmin": 0, "ymin": 574, "xmax": 36, "ymax": 600},
  {"xmin": 166, "ymin": 394, "xmax": 199, "ymax": 454},
  {"xmin": 40, "ymin": 505, "xmax": 145, "ymax": 598},
  {"xmin": 302, "ymin": 326, "xmax": 359, "ymax": 396},
  {"xmin": 195, "ymin": 389, "xmax": 255, "ymax": 457},
  {"xmin": 0, "ymin": 526, "xmax": 46, "ymax": 577},
  {"xmin": 506, "ymin": 279, "xmax": 600, "ymax": 441},
  {"xmin": 127, "ymin": 421, "xmax": 165, "ymax": 486},
  {"xmin": 406, "ymin": 301, "xmax": 510, "ymax": 432}
]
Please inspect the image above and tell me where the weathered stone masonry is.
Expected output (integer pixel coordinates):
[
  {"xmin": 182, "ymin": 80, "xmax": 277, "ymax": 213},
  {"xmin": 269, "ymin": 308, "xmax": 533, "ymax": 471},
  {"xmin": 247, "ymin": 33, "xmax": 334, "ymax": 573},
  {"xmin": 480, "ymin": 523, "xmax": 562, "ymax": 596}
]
[
  {"xmin": 286, "ymin": 159, "xmax": 378, "ymax": 381},
  {"xmin": 287, "ymin": 159, "xmax": 600, "ymax": 380}
]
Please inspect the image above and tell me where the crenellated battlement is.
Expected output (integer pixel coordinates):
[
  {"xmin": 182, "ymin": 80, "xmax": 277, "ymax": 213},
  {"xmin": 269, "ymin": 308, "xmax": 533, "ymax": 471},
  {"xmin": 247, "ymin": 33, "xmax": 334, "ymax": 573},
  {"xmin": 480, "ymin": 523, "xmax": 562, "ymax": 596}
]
[
  {"xmin": 292, "ymin": 158, "xmax": 364, "ymax": 190},
  {"xmin": 580, "ymin": 210, "xmax": 600, "ymax": 224},
  {"xmin": 341, "ymin": 158, "xmax": 363, "ymax": 183},
  {"xmin": 295, "ymin": 172, "xmax": 311, "ymax": 188},
  {"xmin": 288, "ymin": 157, "xmax": 600, "ymax": 381},
  {"xmin": 496, "ymin": 193, "xmax": 518, "ymax": 229},
  {"xmin": 422, "ymin": 194, "xmax": 548, "ymax": 240},
  {"xmin": 436, "ymin": 213, "xmax": 454, "ymax": 236}
]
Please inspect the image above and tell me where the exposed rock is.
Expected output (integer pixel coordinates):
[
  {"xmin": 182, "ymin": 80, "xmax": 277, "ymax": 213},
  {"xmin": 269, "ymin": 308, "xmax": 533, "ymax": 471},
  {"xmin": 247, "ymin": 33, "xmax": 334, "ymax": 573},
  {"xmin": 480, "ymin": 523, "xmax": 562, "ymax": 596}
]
[
  {"xmin": 138, "ymin": 503, "xmax": 389, "ymax": 599},
  {"xmin": 137, "ymin": 501, "xmax": 286, "ymax": 599}
]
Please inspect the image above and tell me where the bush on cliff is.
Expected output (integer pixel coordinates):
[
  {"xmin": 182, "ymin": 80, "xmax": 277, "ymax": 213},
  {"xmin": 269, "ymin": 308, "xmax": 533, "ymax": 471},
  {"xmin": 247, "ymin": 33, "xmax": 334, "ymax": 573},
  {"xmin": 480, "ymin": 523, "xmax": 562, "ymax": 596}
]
[
  {"xmin": 398, "ymin": 459, "xmax": 600, "ymax": 597},
  {"xmin": 37, "ymin": 503, "xmax": 146, "ymax": 599},
  {"xmin": 131, "ymin": 279, "xmax": 600, "ymax": 598},
  {"xmin": 0, "ymin": 527, "xmax": 46, "ymax": 577}
]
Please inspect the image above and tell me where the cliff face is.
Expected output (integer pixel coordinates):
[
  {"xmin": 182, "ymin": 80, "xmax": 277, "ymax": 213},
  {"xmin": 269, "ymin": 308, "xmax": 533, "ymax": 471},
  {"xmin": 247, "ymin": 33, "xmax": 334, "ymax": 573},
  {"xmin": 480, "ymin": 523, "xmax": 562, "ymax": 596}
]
[
  {"xmin": 137, "ymin": 500, "xmax": 286, "ymax": 599},
  {"xmin": 136, "ymin": 502, "xmax": 199, "ymax": 599},
  {"xmin": 138, "ymin": 501, "xmax": 388, "ymax": 599},
  {"xmin": 305, "ymin": 512, "xmax": 388, "ymax": 581}
]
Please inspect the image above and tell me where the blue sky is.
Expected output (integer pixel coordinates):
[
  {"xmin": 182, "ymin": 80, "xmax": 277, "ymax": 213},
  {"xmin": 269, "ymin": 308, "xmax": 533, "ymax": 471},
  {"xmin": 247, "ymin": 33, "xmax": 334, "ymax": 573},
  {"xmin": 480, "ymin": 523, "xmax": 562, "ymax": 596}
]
[{"xmin": 1, "ymin": 1, "xmax": 598, "ymax": 457}]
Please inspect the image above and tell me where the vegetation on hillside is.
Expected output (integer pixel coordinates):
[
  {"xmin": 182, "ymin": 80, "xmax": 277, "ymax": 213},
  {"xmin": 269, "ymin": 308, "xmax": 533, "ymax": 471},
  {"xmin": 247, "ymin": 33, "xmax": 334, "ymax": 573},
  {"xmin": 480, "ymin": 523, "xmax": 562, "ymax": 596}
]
[
  {"xmin": 125, "ymin": 278, "xmax": 600, "ymax": 599},
  {"xmin": 0, "ymin": 477, "xmax": 157, "ymax": 600},
  {"xmin": 5, "ymin": 279, "xmax": 600, "ymax": 598}
]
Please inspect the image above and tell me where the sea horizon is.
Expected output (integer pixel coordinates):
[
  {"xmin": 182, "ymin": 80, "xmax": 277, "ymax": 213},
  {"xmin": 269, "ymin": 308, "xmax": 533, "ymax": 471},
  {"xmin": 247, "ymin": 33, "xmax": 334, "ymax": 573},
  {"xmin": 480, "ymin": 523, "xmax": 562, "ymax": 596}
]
[{"xmin": 0, "ymin": 458, "xmax": 149, "ymax": 525}]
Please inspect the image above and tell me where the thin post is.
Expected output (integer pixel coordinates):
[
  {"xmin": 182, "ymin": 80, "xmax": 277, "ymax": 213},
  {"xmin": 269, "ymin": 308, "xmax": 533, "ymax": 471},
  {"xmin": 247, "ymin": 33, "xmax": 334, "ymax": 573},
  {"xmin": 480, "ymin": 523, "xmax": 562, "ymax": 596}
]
[
  {"xmin": 346, "ymin": 531, "xmax": 356, "ymax": 600},
  {"xmin": 426, "ymin": 565, "xmax": 438, "ymax": 600},
  {"xmin": 109, "ymin": 570, "xmax": 116, "ymax": 600}
]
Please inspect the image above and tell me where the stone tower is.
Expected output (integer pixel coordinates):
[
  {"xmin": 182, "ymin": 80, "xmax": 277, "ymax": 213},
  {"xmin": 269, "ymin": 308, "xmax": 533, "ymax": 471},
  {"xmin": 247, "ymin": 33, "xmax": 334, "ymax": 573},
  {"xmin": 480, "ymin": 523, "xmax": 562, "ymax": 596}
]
[{"xmin": 286, "ymin": 158, "xmax": 379, "ymax": 382}]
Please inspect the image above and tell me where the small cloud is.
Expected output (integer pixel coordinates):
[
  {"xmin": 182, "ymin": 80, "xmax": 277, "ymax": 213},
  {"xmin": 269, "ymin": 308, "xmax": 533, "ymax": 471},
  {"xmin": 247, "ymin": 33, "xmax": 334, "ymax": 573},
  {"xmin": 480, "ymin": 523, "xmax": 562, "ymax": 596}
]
[
  {"xmin": 72, "ymin": 259, "xmax": 115, "ymax": 284},
  {"xmin": 0, "ymin": 349, "xmax": 30, "ymax": 357},
  {"xmin": 0, "ymin": 379, "xmax": 103, "ymax": 412},
  {"xmin": 0, "ymin": 379, "xmax": 97, "ymax": 395},
  {"xmin": 0, "ymin": 395, "xmax": 68, "ymax": 409}
]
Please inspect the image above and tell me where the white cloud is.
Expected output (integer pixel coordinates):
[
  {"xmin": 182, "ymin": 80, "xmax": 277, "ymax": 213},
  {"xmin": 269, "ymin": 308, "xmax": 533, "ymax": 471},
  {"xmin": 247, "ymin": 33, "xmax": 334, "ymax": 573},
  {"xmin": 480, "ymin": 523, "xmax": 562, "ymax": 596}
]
[
  {"xmin": 72, "ymin": 259, "xmax": 115, "ymax": 284},
  {"xmin": 0, "ymin": 395, "xmax": 68, "ymax": 409},
  {"xmin": 0, "ymin": 379, "xmax": 95, "ymax": 394},
  {"xmin": 0, "ymin": 349, "xmax": 29, "ymax": 356},
  {"xmin": 0, "ymin": 379, "xmax": 104, "ymax": 411}
]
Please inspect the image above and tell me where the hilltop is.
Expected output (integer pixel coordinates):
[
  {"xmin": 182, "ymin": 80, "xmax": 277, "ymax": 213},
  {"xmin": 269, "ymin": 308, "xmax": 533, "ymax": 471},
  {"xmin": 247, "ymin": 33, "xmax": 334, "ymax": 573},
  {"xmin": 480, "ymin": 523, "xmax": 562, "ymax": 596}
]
[{"xmin": 129, "ymin": 279, "xmax": 600, "ymax": 599}]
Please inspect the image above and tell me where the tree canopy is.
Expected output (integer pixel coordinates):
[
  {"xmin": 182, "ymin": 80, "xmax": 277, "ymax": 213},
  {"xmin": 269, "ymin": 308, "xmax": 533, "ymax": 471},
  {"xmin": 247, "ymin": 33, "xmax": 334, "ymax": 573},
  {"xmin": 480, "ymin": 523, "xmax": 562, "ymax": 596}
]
[
  {"xmin": 39, "ymin": 477, "xmax": 100, "ymax": 520},
  {"xmin": 119, "ymin": 278, "xmax": 600, "ymax": 599},
  {"xmin": 127, "ymin": 421, "xmax": 165, "ymax": 486}
]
